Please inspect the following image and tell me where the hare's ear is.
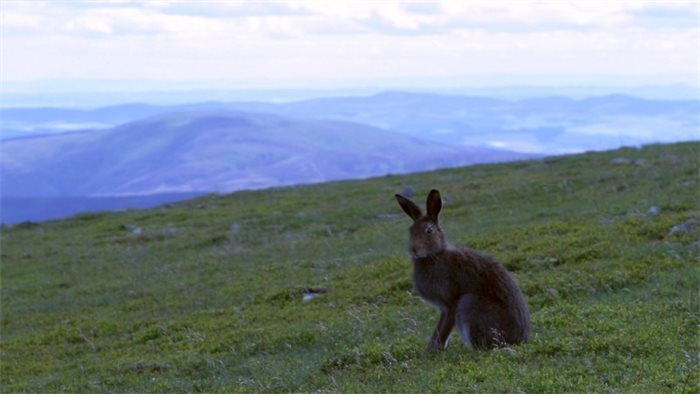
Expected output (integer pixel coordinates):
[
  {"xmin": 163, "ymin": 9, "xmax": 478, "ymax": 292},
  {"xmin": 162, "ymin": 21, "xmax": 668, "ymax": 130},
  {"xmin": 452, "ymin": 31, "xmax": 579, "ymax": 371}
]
[
  {"xmin": 395, "ymin": 194, "xmax": 422, "ymax": 221},
  {"xmin": 426, "ymin": 189, "xmax": 442, "ymax": 223}
]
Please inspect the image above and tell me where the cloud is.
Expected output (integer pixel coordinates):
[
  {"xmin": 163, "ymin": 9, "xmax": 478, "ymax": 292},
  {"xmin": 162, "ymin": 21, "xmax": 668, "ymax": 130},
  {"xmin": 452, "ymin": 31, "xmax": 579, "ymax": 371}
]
[
  {"xmin": 154, "ymin": 1, "xmax": 313, "ymax": 18},
  {"xmin": 0, "ymin": 1, "xmax": 698, "ymax": 85},
  {"xmin": 630, "ymin": 4, "xmax": 700, "ymax": 28},
  {"xmin": 5, "ymin": 0, "xmax": 697, "ymax": 36},
  {"xmin": 3, "ymin": 1, "xmax": 698, "ymax": 38}
]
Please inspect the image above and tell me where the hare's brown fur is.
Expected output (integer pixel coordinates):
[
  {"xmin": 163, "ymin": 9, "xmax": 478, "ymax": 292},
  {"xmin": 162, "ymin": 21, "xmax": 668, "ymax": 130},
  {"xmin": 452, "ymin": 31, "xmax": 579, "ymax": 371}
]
[{"xmin": 396, "ymin": 189, "xmax": 530, "ymax": 352}]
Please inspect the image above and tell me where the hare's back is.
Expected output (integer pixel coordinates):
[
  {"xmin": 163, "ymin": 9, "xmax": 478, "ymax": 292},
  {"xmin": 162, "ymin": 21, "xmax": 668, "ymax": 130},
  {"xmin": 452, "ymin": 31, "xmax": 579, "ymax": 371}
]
[{"xmin": 455, "ymin": 246, "xmax": 526, "ymax": 300}]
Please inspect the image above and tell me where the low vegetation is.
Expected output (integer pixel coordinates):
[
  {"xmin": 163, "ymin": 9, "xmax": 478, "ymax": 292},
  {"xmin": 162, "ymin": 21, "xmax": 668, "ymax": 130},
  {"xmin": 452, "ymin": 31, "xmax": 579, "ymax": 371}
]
[{"xmin": 1, "ymin": 142, "xmax": 698, "ymax": 392}]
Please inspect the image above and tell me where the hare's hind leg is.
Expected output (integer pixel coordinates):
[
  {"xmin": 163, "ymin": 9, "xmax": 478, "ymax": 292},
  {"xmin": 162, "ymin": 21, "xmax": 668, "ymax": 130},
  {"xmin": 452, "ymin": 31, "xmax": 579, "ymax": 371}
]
[
  {"xmin": 456, "ymin": 294, "xmax": 505, "ymax": 349},
  {"xmin": 455, "ymin": 294, "xmax": 475, "ymax": 349}
]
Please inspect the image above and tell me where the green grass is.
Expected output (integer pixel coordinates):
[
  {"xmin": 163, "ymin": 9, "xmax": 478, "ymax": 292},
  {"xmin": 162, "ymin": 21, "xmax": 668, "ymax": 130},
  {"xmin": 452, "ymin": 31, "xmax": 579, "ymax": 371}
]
[{"xmin": 1, "ymin": 142, "xmax": 699, "ymax": 392}]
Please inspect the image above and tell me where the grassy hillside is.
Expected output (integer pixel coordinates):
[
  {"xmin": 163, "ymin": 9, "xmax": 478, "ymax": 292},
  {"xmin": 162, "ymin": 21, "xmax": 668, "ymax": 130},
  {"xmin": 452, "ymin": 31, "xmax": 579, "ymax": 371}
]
[{"xmin": 1, "ymin": 142, "xmax": 698, "ymax": 392}]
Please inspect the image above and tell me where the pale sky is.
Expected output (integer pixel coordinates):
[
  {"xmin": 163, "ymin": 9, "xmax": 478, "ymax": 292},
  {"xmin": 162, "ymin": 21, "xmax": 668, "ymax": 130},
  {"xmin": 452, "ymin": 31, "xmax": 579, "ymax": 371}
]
[{"xmin": 1, "ymin": 0, "xmax": 699, "ymax": 90}]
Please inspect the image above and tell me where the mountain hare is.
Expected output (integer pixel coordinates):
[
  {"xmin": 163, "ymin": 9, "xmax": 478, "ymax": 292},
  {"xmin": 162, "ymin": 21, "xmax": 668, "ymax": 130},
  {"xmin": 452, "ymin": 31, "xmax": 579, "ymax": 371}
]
[{"xmin": 395, "ymin": 189, "xmax": 530, "ymax": 352}]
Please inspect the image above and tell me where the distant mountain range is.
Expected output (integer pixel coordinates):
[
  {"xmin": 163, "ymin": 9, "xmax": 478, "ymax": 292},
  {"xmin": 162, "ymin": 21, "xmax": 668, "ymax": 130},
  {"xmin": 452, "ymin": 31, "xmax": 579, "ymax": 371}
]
[
  {"xmin": 225, "ymin": 92, "xmax": 700, "ymax": 152},
  {"xmin": 2, "ymin": 91, "xmax": 697, "ymax": 223},
  {"xmin": 3, "ymin": 92, "xmax": 698, "ymax": 154},
  {"xmin": 0, "ymin": 110, "xmax": 532, "ymax": 198}
]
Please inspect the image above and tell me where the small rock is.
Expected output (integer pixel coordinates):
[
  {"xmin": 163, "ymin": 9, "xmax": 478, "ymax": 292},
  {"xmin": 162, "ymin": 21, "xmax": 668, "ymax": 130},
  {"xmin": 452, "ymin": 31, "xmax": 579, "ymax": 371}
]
[
  {"xmin": 500, "ymin": 347, "xmax": 517, "ymax": 356},
  {"xmin": 121, "ymin": 224, "xmax": 142, "ymax": 235},
  {"xmin": 302, "ymin": 292, "xmax": 319, "ymax": 302},
  {"xmin": 532, "ymin": 256, "xmax": 559, "ymax": 266},
  {"xmin": 382, "ymin": 351, "xmax": 398, "ymax": 364},
  {"xmin": 599, "ymin": 218, "xmax": 612, "ymax": 225},
  {"xmin": 302, "ymin": 286, "xmax": 328, "ymax": 302},
  {"xmin": 545, "ymin": 287, "xmax": 560, "ymax": 298},
  {"xmin": 610, "ymin": 157, "xmax": 631, "ymax": 165},
  {"xmin": 402, "ymin": 186, "xmax": 414, "ymax": 198},
  {"xmin": 161, "ymin": 225, "xmax": 178, "ymax": 235},
  {"xmin": 670, "ymin": 218, "xmax": 699, "ymax": 235},
  {"xmin": 229, "ymin": 223, "xmax": 241, "ymax": 235},
  {"xmin": 647, "ymin": 206, "xmax": 660, "ymax": 216}
]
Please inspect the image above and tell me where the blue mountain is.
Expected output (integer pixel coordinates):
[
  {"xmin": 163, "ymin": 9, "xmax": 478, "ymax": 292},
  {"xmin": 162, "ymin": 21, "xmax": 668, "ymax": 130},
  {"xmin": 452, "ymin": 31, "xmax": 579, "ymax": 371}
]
[{"xmin": 1, "ymin": 110, "xmax": 532, "ymax": 197}]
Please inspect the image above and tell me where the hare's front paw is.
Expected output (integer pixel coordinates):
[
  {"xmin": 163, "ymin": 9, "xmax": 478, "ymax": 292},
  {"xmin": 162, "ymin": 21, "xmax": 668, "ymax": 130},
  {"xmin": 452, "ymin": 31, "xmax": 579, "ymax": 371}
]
[{"xmin": 426, "ymin": 339, "xmax": 444, "ymax": 353}]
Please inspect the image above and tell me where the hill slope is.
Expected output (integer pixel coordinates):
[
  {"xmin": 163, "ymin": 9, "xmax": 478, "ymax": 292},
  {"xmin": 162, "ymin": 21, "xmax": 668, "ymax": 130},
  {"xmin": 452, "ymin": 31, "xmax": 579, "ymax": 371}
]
[
  {"xmin": 1, "ymin": 142, "xmax": 698, "ymax": 392},
  {"xmin": 3, "ymin": 92, "xmax": 698, "ymax": 153},
  {"xmin": 0, "ymin": 110, "xmax": 528, "ymax": 197},
  {"xmin": 228, "ymin": 92, "xmax": 700, "ymax": 152}
]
